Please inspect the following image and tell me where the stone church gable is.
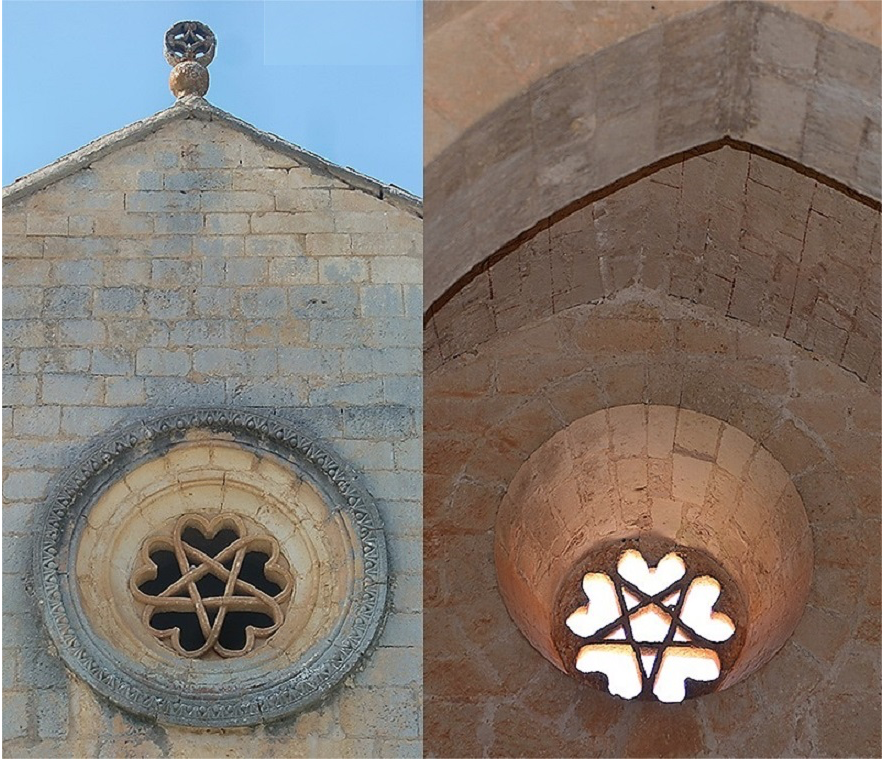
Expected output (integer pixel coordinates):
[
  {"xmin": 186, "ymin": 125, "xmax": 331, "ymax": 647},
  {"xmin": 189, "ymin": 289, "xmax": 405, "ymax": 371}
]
[
  {"xmin": 4, "ymin": 97, "xmax": 421, "ymax": 218},
  {"xmin": 3, "ymin": 26, "xmax": 422, "ymax": 756}
]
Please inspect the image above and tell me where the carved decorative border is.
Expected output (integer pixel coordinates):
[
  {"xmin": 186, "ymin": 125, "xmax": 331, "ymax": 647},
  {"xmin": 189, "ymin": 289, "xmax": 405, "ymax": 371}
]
[{"xmin": 34, "ymin": 408, "xmax": 388, "ymax": 727}]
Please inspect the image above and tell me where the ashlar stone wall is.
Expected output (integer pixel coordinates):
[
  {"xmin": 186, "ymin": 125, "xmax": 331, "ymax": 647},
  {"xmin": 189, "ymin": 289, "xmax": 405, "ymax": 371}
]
[{"xmin": 2, "ymin": 111, "xmax": 422, "ymax": 758}]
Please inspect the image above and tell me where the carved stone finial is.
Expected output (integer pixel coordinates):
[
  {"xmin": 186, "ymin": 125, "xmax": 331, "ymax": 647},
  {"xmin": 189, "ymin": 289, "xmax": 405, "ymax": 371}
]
[{"xmin": 165, "ymin": 21, "xmax": 216, "ymax": 99}]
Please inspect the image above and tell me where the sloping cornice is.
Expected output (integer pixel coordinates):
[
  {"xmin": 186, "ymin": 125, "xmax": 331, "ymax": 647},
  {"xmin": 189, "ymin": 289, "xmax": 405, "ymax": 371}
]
[{"xmin": 2, "ymin": 96, "xmax": 422, "ymax": 217}]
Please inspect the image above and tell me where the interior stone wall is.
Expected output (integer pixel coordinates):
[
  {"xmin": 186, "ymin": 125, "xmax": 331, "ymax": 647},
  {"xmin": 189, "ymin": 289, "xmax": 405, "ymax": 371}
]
[
  {"xmin": 2, "ymin": 114, "xmax": 423, "ymax": 758},
  {"xmin": 425, "ymin": 1, "xmax": 881, "ymax": 306},
  {"xmin": 424, "ymin": 292, "xmax": 881, "ymax": 757}
]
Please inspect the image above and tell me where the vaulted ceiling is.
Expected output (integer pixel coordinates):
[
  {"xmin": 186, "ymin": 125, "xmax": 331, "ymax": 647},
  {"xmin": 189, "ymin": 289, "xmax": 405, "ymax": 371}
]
[{"xmin": 423, "ymin": 2, "xmax": 881, "ymax": 756}]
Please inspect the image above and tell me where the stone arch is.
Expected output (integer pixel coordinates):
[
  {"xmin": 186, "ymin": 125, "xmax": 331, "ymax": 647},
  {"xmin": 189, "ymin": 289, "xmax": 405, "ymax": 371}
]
[
  {"xmin": 424, "ymin": 298, "xmax": 880, "ymax": 756},
  {"xmin": 426, "ymin": 143, "xmax": 881, "ymax": 386},
  {"xmin": 425, "ymin": 1, "xmax": 881, "ymax": 307},
  {"xmin": 425, "ymin": 0, "xmax": 882, "ymax": 164}
]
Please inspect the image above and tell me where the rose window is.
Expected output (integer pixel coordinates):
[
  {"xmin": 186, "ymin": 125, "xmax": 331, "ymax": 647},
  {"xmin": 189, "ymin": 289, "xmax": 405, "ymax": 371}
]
[
  {"xmin": 498, "ymin": 406, "xmax": 812, "ymax": 702},
  {"xmin": 562, "ymin": 548, "xmax": 737, "ymax": 702},
  {"xmin": 36, "ymin": 409, "xmax": 388, "ymax": 726},
  {"xmin": 131, "ymin": 513, "xmax": 294, "ymax": 658}
]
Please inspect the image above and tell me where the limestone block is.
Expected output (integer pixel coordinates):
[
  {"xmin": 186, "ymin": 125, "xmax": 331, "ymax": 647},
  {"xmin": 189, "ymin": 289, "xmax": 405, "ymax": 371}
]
[
  {"xmin": 226, "ymin": 258, "xmax": 267, "ymax": 284},
  {"xmin": 12, "ymin": 406, "xmax": 61, "ymax": 438},
  {"xmin": 52, "ymin": 260, "xmax": 101, "ymax": 286},
  {"xmin": 745, "ymin": 74, "xmax": 808, "ymax": 156},
  {"xmin": 4, "ymin": 259, "xmax": 51, "ymax": 286},
  {"xmin": 93, "ymin": 287, "xmax": 143, "ymax": 318},
  {"xmin": 319, "ymin": 257, "xmax": 369, "ymax": 284},
  {"xmin": 275, "ymin": 187, "xmax": 332, "ymax": 213},
  {"xmin": 252, "ymin": 211, "xmax": 333, "ymax": 234},
  {"xmin": 755, "ymin": 9, "xmax": 819, "ymax": 82},
  {"xmin": 204, "ymin": 212, "xmax": 249, "ymax": 235},
  {"xmin": 260, "ymin": 263, "xmax": 314, "ymax": 294},
  {"xmin": 289, "ymin": 285, "xmax": 359, "ymax": 320},
  {"xmin": 125, "ymin": 191, "xmax": 199, "ymax": 212},
  {"xmin": 135, "ymin": 348, "xmax": 191, "ymax": 377},
  {"xmin": 343, "ymin": 406, "xmax": 414, "ymax": 440},
  {"xmin": 3, "ymin": 288, "xmax": 42, "ymax": 319},
  {"xmin": 91, "ymin": 349, "xmax": 134, "ymax": 376},
  {"xmin": 192, "ymin": 348, "xmax": 247, "ymax": 375},
  {"xmin": 41, "ymin": 374, "xmax": 103, "ymax": 405},
  {"xmin": 146, "ymin": 290, "xmax": 190, "ymax": 319},
  {"xmin": 360, "ymin": 284, "xmax": 404, "ymax": 317},
  {"xmin": 247, "ymin": 234, "xmax": 306, "ymax": 257},
  {"xmin": 26, "ymin": 214, "xmax": 68, "ymax": 236},
  {"xmin": 104, "ymin": 377, "xmax": 147, "ymax": 407},
  {"xmin": 194, "ymin": 236, "xmax": 245, "ymax": 257},
  {"xmin": 371, "ymin": 257, "xmax": 421, "ymax": 285},
  {"xmin": 3, "ymin": 470, "xmax": 53, "ymax": 503},
  {"xmin": 239, "ymin": 288, "xmax": 287, "ymax": 318},
  {"xmin": 1, "ymin": 692, "xmax": 28, "ymax": 740},
  {"xmin": 153, "ymin": 212, "xmax": 203, "ymax": 235}
]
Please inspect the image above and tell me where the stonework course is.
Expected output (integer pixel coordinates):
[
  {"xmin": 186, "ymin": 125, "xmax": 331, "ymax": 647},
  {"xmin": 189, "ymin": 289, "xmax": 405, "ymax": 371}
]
[
  {"xmin": 426, "ymin": 144, "xmax": 881, "ymax": 389},
  {"xmin": 425, "ymin": 2, "xmax": 881, "ymax": 307},
  {"xmin": 424, "ymin": 2, "xmax": 880, "ymax": 757},
  {"xmin": 3, "ymin": 97, "xmax": 422, "ymax": 757}
]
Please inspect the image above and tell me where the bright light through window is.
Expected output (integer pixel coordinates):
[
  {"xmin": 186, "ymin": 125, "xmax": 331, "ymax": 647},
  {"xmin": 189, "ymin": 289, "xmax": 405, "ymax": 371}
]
[{"xmin": 565, "ymin": 549, "xmax": 735, "ymax": 703}]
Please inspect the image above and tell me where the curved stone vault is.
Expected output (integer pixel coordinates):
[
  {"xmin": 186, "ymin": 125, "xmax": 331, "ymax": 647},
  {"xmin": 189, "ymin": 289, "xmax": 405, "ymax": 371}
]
[
  {"xmin": 425, "ymin": 1, "xmax": 881, "ymax": 306},
  {"xmin": 426, "ymin": 144, "xmax": 881, "ymax": 387},
  {"xmin": 424, "ymin": 4, "xmax": 880, "ymax": 754}
]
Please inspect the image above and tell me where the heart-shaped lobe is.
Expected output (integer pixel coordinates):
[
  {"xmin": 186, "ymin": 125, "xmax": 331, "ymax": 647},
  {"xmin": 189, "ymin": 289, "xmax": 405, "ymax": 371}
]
[
  {"xmin": 177, "ymin": 513, "xmax": 244, "ymax": 558},
  {"xmin": 566, "ymin": 573, "xmax": 622, "ymax": 637},
  {"xmin": 652, "ymin": 647, "xmax": 721, "ymax": 702},
  {"xmin": 575, "ymin": 643, "xmax": 642, "ymax": 700},
  {"xmin": 679, "ymin": 576, "xmax": 735, "ymax": 642},
  {"xmin": 617, "ymin": 549, "xmax": 685, "ymax": 596}
]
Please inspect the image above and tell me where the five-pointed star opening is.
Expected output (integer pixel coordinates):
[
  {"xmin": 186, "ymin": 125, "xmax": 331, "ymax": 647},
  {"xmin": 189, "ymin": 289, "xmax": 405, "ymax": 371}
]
[{"xmin": 565, "ymin": 549, "xmax": 735, "ymax": 702}]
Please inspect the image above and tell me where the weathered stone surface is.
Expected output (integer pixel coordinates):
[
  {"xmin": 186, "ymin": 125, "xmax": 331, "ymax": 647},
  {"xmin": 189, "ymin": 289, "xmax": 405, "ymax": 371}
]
[
  {"xmin": 426, "ymin": 145, "xmax": 880, "ymax": 385},
  {"xmin": 3, "ymin": 96, "xmax": 422, "ymax": 755},
  {"xmin": 425, "ymin": 0, "xmax": 880, "ymax": 164},
  {"xmin": 424, "ymin": 2, "xmax": 881, "ymax": 308}
]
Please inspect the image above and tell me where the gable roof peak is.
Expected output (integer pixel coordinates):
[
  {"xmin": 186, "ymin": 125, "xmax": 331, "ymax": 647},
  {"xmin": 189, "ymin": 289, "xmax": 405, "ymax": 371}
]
[{"xmin": 3, "ymin": 95, "xmax": 421, "ymax": 216}]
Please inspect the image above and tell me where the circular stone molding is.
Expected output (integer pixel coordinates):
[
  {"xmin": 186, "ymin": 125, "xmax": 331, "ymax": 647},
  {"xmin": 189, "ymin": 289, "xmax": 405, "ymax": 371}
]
[
  {"xmin": 495, "ymin": 404, "xmax": 813, "ymax": 697},
  {"xmin": 34, "ymin": 409, "xmax": 388, "ymax": 727}
]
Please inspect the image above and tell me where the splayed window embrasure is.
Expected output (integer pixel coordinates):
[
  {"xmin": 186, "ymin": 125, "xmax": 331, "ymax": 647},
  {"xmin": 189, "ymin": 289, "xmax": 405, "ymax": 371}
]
[{"xmin": 564, "ymin": 548, "xmax": 735, "ymax": 702}]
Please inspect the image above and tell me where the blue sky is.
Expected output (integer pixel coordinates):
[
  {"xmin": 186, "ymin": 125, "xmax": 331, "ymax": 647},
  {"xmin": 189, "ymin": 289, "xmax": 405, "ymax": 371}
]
[{"xmin": 2, "ymin": 0, "xmax": 423, "ymax": 195}]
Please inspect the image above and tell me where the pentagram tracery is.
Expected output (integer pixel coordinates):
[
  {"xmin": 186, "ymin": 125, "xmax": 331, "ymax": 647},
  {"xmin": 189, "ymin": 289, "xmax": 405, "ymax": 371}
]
[
  {"xmin": 131, "ymin": 513, "xmax": 293, "ymax": 658},
  {"xmin": 564, "ymin": 549, "xmax": 736, "ymax": 702}
]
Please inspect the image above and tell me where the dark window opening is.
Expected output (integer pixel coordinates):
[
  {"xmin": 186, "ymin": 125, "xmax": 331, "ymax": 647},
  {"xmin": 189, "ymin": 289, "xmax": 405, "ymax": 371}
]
[
  {"xmin": 139, "ymin": 524, "xmax": 283, "ymax": 655},
  {"xmin": 217, "ymin": 612, "xmax": 275, "ymax": 650},
  {"xmin": 181, "ymin": 526, "xmax": 239, "ymax": 557},
  {"xmin": 150, "ymin": 611, "xmax": 207, "ymax": 652},
  {"xmin": 240, "ymin": 551, "xmax": 282, "ymax": 595}
]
